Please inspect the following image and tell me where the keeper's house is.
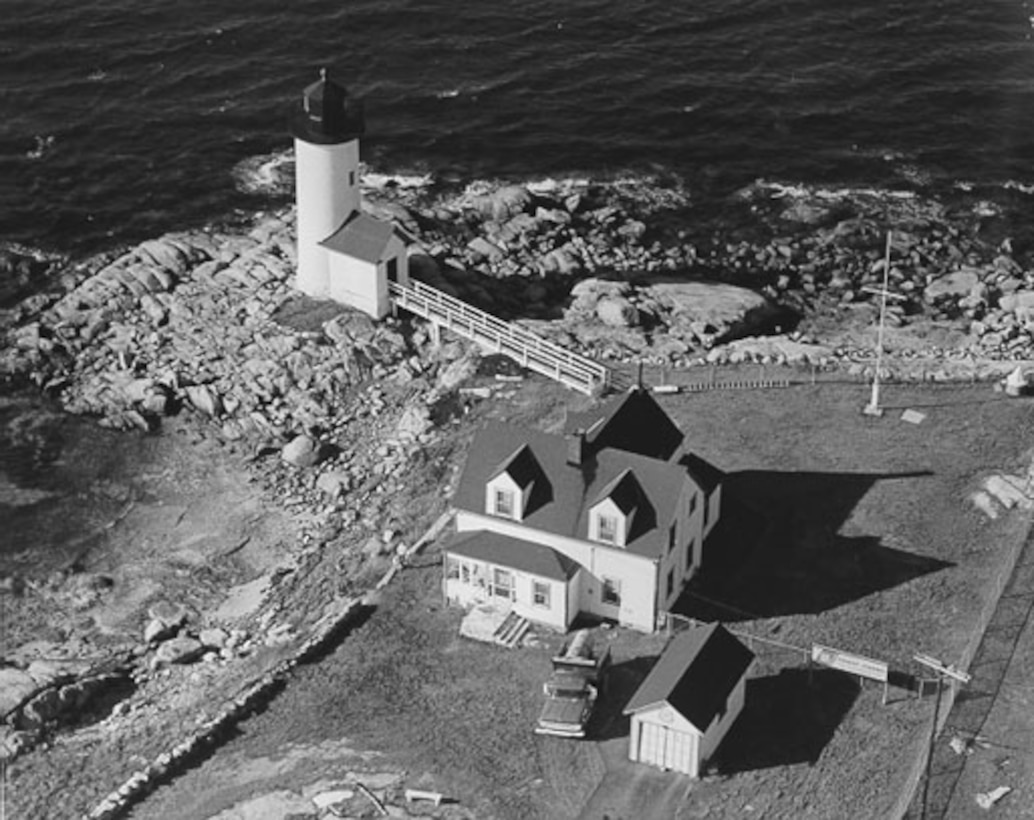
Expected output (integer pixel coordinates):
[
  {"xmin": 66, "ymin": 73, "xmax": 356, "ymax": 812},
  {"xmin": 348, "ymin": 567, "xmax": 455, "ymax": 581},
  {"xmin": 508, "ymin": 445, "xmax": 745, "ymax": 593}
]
[
  {"xmin": 624, "ymin": 623, "xmax": 754, "ymax": 776},
  {"xmin": 442, "ymin": 388, "xmax": 723, "ymax": 633}
]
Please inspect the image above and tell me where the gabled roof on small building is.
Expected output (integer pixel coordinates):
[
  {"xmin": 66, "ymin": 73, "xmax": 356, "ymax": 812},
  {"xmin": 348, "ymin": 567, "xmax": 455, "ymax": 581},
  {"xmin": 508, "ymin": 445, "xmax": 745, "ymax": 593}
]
[
  {"xmin": 446, "ymin": 530, "xmax": 580, "ymax": 581},
  {"xmin": 565, "ymin": 387, "xmax": 684, "ymax": 463},
  {"xmin": 321, "ymin": 211, "xmax": 406, "ymax": 263},
  {"xmin": 623, "ymin": 623, "xmax": 754, "ymax": 732}
]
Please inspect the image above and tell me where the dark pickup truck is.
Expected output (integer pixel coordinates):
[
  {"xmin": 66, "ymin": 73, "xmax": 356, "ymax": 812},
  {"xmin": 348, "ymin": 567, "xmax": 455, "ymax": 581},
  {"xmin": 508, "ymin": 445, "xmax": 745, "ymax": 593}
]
[{"xmin": 534, "ymin": 630, "xmax": 610, "ymax": 739}]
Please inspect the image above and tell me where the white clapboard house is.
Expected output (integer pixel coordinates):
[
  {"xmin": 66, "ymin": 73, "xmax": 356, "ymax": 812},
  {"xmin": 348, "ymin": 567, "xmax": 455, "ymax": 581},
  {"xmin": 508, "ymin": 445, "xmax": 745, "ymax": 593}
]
[{"xmin": 442, "ymin": 388, "xmax": 723, "ymax": 633}]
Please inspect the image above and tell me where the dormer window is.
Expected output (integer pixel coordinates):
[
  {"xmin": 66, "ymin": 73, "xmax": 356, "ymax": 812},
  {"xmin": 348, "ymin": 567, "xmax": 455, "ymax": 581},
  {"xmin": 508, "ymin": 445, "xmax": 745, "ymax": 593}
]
[
  {"xmin": 589, "ymin": 468, "xmax": 651, "ymax": 548},
  {"xmin": 597, "ymin": 514, "xmax": 619, "ymax": 544},
  {"xmin": 485, "ymin": 443, "xmax": 547, "ymax": 523},
  {"xmin": 494, "ymin": 488, "xmax": 515, "ymax": 518}
]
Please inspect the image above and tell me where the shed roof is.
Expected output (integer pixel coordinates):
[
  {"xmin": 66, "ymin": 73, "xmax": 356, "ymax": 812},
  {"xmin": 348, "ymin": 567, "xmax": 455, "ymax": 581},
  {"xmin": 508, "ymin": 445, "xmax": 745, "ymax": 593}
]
[
  {"xmin": 623, "ymin": 623, "xmax": 754, "ymax": 731},
  {"xmin": 321, "ymin": 212, "xmax": 402, "ymax": 263},
  {"xmin": 453, "ymin": 421, "xmax": 691, "ymax": 560},
  {"xmin": 445, "ymin": 530, "xmax": 580, "ymax": 581}
]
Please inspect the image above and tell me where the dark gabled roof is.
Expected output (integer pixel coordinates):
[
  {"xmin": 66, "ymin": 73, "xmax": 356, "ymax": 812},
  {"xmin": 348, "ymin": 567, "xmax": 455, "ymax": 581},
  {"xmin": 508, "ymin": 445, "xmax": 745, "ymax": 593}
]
[
  {"xmin": 321, "ymin": 212, "xmax": 404, "ymax": 263},
  {"xmin": 453, "ymin": 421, "xmax": 691, "ymax": 560},
  {"xmin": 592, "ymin": 469, "xmax": 644, "ymax": 515},
  {"xmin": 445, "ymin": 530, "xmax": 579, "ymax": 581},
  {"xmin": 490, "ymin": 444, "xmax": 542, "ymax": 489},
  {"xmin": 566, "ymin": 388, "xmax": 684, "ymax": 463},
  {"xmin": 682, "ymin": 453, "xmax": 724, "ymax": 495},
  {"xmin": 623, "ymin": 624, "xmax": 754, "ymax": 731}
]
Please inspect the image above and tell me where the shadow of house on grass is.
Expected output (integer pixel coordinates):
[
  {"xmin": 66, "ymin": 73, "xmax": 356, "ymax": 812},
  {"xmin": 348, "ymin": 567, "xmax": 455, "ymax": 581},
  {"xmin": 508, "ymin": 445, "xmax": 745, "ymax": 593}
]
[
  {"xmin": 710, "ymin": 667, "xmax": 860, "ymax": 775},
  {"xmin": 589, "ymin": 655, "xmax": 657, "ymax": 742},
  {"xmin": 673, "ymin": 469, "xmax": 952, "ymax": 622}
]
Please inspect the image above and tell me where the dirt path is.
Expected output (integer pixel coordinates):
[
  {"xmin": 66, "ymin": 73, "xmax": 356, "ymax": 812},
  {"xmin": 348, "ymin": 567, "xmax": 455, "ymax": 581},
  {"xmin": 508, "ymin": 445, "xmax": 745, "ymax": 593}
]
[{"xmin": 577, "ymin": 735, "xmax": 691, "ymax": 820}]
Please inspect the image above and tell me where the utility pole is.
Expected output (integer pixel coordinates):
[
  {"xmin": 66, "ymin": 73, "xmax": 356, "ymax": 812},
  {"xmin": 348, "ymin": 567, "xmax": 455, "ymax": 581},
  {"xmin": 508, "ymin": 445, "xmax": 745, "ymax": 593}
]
[{"xmin": 913, "ymin": 654, "xmax": 971, "ymax": 818}]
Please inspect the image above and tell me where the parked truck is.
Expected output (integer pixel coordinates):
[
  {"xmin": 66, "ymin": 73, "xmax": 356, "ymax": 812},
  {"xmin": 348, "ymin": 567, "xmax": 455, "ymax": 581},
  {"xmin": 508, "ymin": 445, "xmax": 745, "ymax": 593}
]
[{"xmin": 534, "ymin": 629, "xmax": 611, "ymax": 738}]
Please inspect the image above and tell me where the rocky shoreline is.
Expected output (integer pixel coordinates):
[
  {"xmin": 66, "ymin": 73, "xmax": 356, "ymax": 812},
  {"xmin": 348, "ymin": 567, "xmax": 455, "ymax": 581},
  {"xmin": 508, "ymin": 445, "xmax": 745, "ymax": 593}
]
[
  {"xmin": 5, "ymin": 175, "xmax": 1034, "ymax": 429},
  {"xmin": 2, "ymin": 173, "xmax": 1034, "ymax": 815}
]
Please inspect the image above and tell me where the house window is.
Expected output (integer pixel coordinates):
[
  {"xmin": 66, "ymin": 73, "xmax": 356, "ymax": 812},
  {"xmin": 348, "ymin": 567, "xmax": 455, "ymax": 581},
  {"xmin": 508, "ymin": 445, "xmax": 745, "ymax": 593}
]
[
  {"xmin": 492, "ymin": 568, "xmax": 514, "ymax": 599},
  {"xmin": 668, "ymin": 522, "xmax": 676, "ymax": 553},
  {"xmin": 703, "ymin": 494, "xmax": 709, "ymax": 527},
  {"xmin": 494, "ymin": 488, "xmax": 515, "ymax": 518},
  {"xmin": 461, "ymin": 562, "xmax": 470, "ymax": 583},
  {"xmin": 666, "ymin": 568, "xmax": 675, "ymax": 601},
  {"xmin": 597, "ymin": 514, "xmax": 618, "ymax": 544},
  {"xmin": 601, "ymin": 577, "xmax": 621, "ymax": 606},
  {"xmin": 686, "ymin": 537, "xmax": 695, "ymax": 573},
  {"xmin": 446, "ymin": 557, "xmax": 460, "ymax": 579},
  {"xmin": 533, "ymin": 581, "xmax": 550, "ymax": 608},
  {"xmin": 386, "ymin": 257, "xmax": 398, "ymax": 283},
  {"xmin": 690, "ymin": 493, "xmax": 697, "ymax": 516}
]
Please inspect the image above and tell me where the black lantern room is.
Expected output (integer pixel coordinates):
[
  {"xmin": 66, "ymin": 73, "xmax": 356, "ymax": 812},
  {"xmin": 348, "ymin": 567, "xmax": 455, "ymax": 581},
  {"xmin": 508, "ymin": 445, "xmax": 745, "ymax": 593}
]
[{"xmin": 290, "ymin": 68, "xmax": 365, "ymax": 145}]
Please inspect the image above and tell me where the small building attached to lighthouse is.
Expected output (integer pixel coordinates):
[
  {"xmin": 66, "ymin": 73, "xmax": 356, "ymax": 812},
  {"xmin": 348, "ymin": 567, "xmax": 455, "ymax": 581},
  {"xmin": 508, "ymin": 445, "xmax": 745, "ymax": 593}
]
[{"xmin": 290, "ymin": 69, "xmax": 409, "ymax": 318}]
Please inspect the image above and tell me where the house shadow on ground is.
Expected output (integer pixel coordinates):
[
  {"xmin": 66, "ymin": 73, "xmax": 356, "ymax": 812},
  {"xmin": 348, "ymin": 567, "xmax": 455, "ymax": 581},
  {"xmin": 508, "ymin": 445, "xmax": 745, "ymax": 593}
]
[
  {"xmin": 710, "ymin": 667, "xmax": 860, "ymax": 774},
  {"xmin": 590, "ymin": 655, "xmax": 657, "ymax": 742},
  {"xmin": 673, "ymin": 469, "xmax": 952, "ymax": 621}
]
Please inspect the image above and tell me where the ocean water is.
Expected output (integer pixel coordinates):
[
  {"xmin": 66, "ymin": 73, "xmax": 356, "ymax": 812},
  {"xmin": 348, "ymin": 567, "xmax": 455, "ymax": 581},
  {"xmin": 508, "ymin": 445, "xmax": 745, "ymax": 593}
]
[{"xmin": 2, "ymin": 0, "xmax": 1034, "ymax": 257}]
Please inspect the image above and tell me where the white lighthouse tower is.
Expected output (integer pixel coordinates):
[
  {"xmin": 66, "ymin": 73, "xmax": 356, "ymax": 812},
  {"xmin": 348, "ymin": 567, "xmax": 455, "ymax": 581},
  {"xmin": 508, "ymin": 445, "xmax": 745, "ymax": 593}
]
[{"xmin": 291, "ymin": 68, "xmax": 364, "ymax": 298}]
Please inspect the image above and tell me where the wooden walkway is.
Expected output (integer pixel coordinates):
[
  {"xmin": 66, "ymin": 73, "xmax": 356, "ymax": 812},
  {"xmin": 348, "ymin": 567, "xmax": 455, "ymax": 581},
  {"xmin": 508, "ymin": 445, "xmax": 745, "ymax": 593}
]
[{"xmin": 389, "ymin": 279, "xmax": 609, "ymax": 395}]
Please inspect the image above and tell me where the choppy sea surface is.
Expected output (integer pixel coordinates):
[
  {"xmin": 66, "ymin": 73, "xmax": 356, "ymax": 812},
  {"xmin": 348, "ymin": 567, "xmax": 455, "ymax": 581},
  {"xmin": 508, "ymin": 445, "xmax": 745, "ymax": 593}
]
[{"xmin": 3, "ymin": 0, "xmax": 1034, "ymax": 258}]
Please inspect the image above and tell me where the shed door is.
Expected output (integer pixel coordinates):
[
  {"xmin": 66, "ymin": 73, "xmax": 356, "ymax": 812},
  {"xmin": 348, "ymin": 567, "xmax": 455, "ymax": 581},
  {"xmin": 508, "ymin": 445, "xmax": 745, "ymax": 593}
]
[
  {"xmin": 666, "ymin": 727, "xmax": 695, "ymax": 775},
  {"xmin": 637, "ymin": 721, "xmax": 667, "ymax": 768}
]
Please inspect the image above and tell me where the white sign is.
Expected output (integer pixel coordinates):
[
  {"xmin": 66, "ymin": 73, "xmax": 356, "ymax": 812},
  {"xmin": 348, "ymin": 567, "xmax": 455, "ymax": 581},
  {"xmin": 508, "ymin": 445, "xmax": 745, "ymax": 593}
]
[{"xmin": 812, "ymin": 644, "xmax": 888, "ymax": 682}]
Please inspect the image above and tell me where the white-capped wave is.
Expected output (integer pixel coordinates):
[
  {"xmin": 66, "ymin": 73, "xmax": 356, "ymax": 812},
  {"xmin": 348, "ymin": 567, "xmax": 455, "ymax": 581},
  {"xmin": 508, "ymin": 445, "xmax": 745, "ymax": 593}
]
[
  {"xmin": 362, "ymin": 171, "xmax": 433, "ymax": 190},
  {"xmin": 26, "ymin": 135, "xmax": 55, "ymax": 160},
  {"xmin": 233, "ymin": 149, "xmax": 294, "ymax": 195},
  {"xmin": 1004, "ymin": 180, "xmax": 1034, "ymax": 195}
]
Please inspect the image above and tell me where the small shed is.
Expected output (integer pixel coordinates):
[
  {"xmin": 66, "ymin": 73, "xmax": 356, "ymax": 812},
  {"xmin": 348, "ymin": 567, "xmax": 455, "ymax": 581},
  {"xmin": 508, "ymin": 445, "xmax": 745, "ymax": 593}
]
[
  {"xmin": 624, "ymin": 623, "xmax": 753, "ymax": 776},
  {"xmin": 321, "ymin": 211, "xmax": 410, "ymax": 319}
]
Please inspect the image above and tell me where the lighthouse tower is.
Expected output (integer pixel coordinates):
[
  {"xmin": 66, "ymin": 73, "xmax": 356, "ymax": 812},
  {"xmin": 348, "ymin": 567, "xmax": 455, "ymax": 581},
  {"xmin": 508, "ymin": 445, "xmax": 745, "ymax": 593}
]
[{"xmin": 291, "ymin": 68, "xmax": 365, "ymax": 298}]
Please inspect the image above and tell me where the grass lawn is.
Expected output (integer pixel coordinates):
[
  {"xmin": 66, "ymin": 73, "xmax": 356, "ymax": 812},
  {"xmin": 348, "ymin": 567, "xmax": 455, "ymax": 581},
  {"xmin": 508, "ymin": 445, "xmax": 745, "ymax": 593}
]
[{"xmin": 133, "ymin": 376, "xmax": 1034, "ymax": 820}]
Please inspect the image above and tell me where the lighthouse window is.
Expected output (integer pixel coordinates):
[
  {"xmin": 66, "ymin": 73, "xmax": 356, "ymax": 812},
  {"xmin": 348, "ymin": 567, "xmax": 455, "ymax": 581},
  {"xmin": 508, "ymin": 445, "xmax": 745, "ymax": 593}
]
[{"xmin": 349, "ymin": 170, "xmax": 355, "ymax": 187}]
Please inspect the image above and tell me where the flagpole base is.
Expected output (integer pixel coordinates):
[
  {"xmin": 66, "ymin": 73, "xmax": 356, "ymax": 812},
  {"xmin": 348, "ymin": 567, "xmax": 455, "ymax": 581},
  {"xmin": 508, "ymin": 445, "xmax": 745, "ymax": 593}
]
[{"xmin": 863, "ymin": 403, "xmax": 884, "ymax": 417}]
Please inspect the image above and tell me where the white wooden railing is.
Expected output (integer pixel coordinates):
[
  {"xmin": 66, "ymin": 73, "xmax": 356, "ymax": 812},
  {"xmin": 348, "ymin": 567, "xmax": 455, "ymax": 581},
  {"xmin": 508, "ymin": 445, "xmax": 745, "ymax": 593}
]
[{"xmin": 389, "ymin": 280, "xmax": 609, "ymax": 395}]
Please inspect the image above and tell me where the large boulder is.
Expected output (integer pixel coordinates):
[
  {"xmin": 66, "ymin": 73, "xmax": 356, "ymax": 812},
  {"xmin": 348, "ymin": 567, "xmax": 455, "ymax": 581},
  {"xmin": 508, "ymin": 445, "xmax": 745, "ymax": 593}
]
[
  {"xmin": 155, "ymin": 635, "xmax": 205, "ymax": 665},
  {"xmin": 924, "ymin": 269, "xmax": 982, "ymax": 303},
  {"xmin": 596, "ymin": 296, "xmax": 640, "ymax": 328},
  {"xmin": 0, "ymin": 668, "xmax": 38, "ymax": 718},
  {"xmin": 467, "ymin": 185, "xmax": 532, "ymax": 222},
  {"xmin": 646, "ymin": 281, "xmax": 781, "ymax": 342},
  {"xmin": 281, "ymin": 434, "xmax": 322, "ymax": 468}
]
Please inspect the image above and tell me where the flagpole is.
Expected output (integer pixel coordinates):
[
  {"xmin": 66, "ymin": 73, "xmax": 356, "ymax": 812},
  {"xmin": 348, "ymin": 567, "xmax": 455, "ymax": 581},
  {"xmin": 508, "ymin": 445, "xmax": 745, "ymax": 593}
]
[{"xmin": 865, "ymin": 231, "xmax": 892, "ymax": 416}]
